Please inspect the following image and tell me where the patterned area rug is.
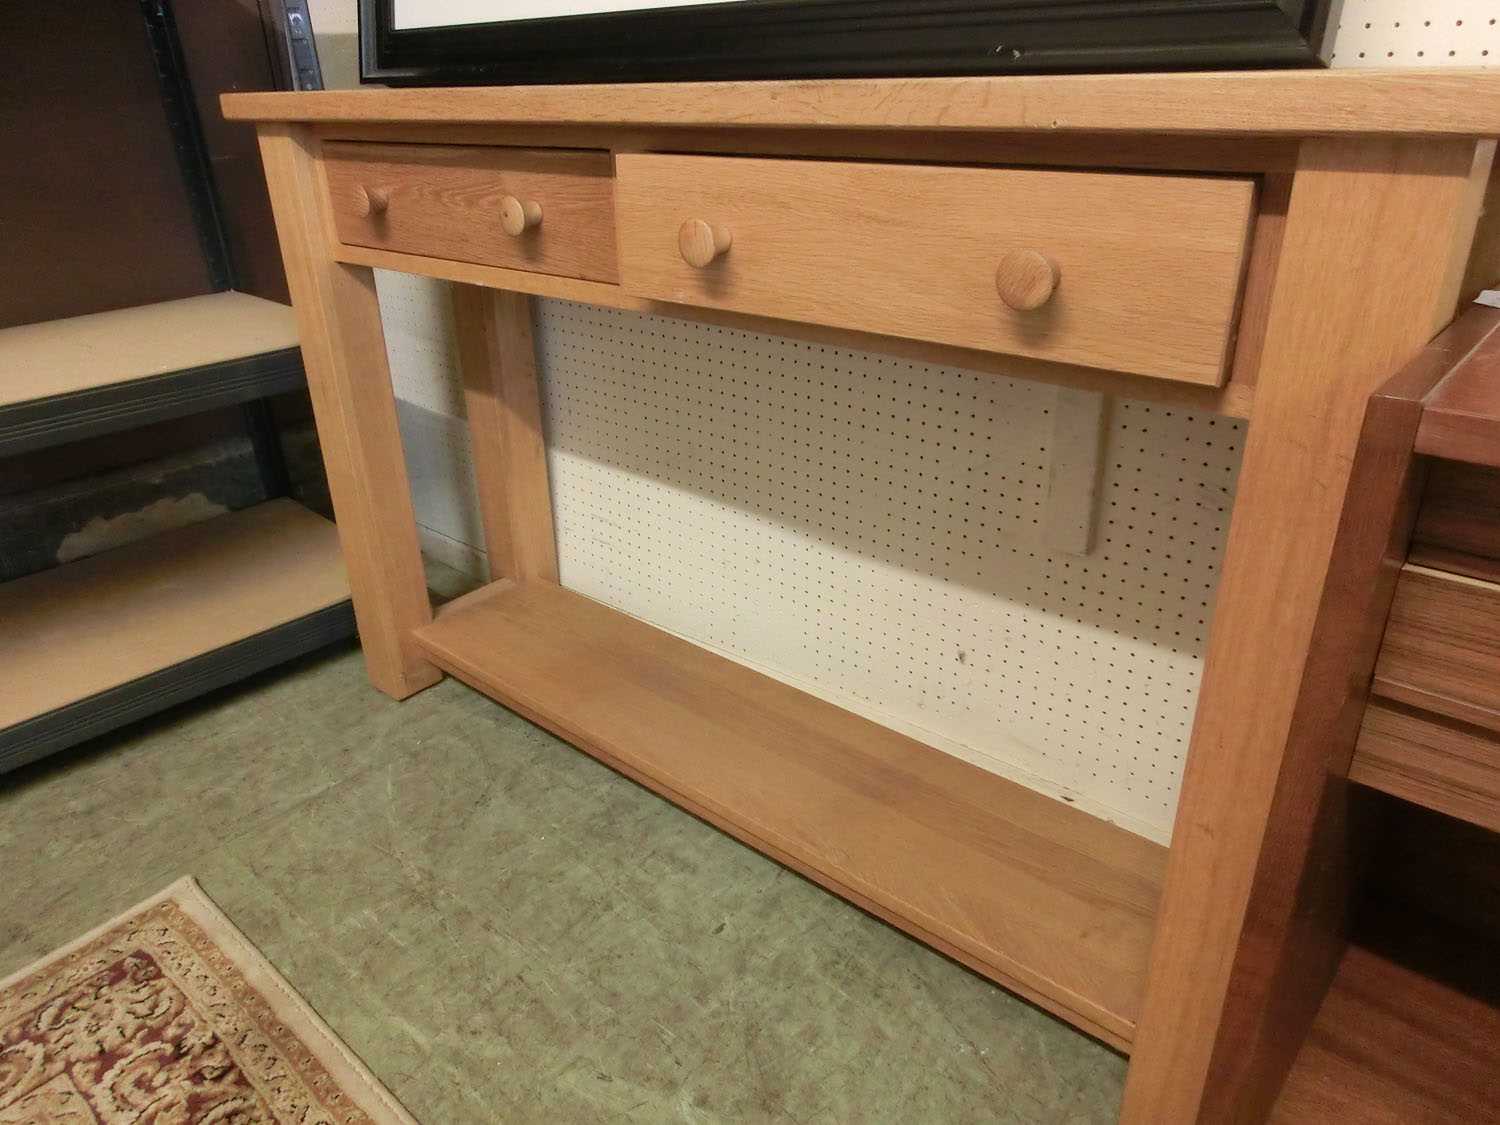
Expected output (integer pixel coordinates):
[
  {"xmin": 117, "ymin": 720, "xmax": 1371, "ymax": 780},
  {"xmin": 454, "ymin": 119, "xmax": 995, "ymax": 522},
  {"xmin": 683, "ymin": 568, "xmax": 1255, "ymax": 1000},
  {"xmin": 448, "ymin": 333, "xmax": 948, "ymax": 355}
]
[{"xmin": 0, "ymin": 877, "xmax": 415, "ymax": 1123}]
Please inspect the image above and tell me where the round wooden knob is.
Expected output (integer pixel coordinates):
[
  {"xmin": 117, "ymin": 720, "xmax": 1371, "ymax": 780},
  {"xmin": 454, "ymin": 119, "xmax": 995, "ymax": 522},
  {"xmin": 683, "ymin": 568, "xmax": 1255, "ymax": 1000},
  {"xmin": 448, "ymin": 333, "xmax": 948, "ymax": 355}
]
[
  {"xmin": 995, "ymin": 250, "xmax": 1059, "ymax": 311},
  {"xmin": 500, "ymin": 195, "xmax": 543, "ymax": 236},
  {"xmin": 354, "ymin": 185, "xmax": 389, "ymax": 218},
  {"xmin": 679, "ymin": 219, "xmax": 732, "ymax": 268}
]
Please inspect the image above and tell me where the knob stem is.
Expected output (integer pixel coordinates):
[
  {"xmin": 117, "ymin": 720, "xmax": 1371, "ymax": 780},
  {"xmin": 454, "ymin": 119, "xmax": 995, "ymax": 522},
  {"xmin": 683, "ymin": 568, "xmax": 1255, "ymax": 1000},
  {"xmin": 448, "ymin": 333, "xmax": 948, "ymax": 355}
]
[
  {"xmin": 501, "ymin": 195, "xmax": 543, "ymax": 236},
  {"xmin": 679, "ymin": 219, "xmax": 732, "ymax": 268},
  {"xmin": 356, "ymin": 185, "xmax": 390, "ymax": 218}
]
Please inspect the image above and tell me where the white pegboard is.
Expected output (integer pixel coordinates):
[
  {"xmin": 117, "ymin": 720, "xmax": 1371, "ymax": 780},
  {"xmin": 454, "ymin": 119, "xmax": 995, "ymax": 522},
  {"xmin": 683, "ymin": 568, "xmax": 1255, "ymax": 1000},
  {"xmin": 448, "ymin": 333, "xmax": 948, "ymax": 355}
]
[
  {"xmin": 537, "ymin": 303, "xmax": 1239, "ymax": 840},
  {"xmin": 357, "ymin": 3, "xmax": 1498, "ymax": 844},
  {"xmin": 1330, "ymin": 1, "xmax": 1500, "ymax": 66}
]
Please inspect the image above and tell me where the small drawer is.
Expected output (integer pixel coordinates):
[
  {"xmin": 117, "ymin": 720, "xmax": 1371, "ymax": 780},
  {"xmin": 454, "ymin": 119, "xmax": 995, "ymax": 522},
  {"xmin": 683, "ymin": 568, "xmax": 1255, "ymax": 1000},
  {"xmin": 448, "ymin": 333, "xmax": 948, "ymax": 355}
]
[
  {"xmin": 1373, "ymin": 564, "xmax": 1500, "ymax": 733},
  {"xmin": 615, "ymin": 154, "xmax": 1256, "ymax": 385},
  {"xmin": 322, "ymin": 142, "xmax": 617, "ymax": 283}
]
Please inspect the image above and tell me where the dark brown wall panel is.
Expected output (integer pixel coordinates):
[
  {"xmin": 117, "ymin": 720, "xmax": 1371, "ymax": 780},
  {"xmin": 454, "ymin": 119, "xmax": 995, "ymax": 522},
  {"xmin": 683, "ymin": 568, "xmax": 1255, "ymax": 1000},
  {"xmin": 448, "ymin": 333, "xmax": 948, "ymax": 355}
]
[{"xmin": 0, "ymin": 1, "xmax": 214, "ymax": 328}]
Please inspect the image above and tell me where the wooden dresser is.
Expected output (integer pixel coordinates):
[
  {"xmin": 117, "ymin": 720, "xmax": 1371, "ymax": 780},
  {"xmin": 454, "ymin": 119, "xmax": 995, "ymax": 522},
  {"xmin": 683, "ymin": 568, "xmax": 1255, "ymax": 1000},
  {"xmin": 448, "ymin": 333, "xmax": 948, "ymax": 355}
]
[{"xmin": 224, "ymin": 71, "xmax": 1500, "ymax": 1122}]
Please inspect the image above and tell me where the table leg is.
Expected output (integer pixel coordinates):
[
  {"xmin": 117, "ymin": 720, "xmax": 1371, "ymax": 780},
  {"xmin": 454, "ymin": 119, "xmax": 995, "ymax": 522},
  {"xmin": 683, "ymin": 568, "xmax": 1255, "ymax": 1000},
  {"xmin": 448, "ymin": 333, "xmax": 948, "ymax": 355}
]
[
  {"xmin": 1123, "ymin": 136, "xmax": 1494, "ymax": 1123},
  {"xmin": 257, "ymin": 123, "xmax": 441, "ymax": 700},
  {"xmin": 451, "ymin": 286, "xmax": 559, "ymax": 584}
]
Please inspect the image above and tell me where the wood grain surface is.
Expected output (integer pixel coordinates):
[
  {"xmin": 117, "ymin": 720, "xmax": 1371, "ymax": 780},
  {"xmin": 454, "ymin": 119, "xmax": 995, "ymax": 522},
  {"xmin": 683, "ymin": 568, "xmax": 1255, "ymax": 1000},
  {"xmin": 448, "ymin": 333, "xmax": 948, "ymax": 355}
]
[
  {"xmin": 258, "ymin": 124, "xmax": 441, "ymax": 700},
  {"xmin": 617, "ymin": 154, "xmax": 1254, "ymax": 384},
  {"xmin": 1412, "ymin": 460, "xmax": 1500, "ymax": 576},
  {"xmin": 330, "ymin": 240, "xmax": 1260, "ymax": 417},
  {"xmin": 1373, "ymin": 565, "xmax": 1500, "ymax": 734},
  {"xmin": 1415, "ymin": 313, "xmax": 1500, "ymax": 466},
  {"xmin": 412, "ymin": 579, "xmax": 1167, "ymax": 1049},
  {"xmin": 322, "ymin": 142, "xmax": 617, "ymax": 283},
  {"xmin": 1352, "ymin": 701, "xmax": 1500, "ymax": 832},
  {"xmin": 450, "ymin": 287, "xmax": 558, "ymax": 583},
  {"xmin": 1272, "ymin": 940, "xmax": 1500, "ymax": 1123},
  {"xmin": 222, "ymin": 70, "xmax": 1500, "ymax": 137},
  {"xmin": 1122, "ymin": 137, "xmax": 1494, "ymax": 1125}
]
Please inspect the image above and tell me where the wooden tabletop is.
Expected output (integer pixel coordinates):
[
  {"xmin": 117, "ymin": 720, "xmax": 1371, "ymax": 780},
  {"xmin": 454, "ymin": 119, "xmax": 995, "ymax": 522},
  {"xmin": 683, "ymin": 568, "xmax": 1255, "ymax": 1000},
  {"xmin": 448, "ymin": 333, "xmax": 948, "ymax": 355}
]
[{"xmin": 222, "ymin": 70, "xmax": 1500, "ymax": 137}]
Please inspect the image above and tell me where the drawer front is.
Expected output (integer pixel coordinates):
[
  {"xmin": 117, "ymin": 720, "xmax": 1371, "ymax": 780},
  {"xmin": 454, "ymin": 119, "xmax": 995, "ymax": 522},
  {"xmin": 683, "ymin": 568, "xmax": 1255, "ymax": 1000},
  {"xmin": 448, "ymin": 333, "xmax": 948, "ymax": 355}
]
[
  {"xmin": 1373, "ymin": 565, "xmax": 1500, "ymax": 733},
  {"xmin": 615, "ymin": 154, "xmax": 1256, "ymax": 385},
  {"xmin": 322, "ymin": 142, "xmax": 617, "ymax": 283},
  {"xmin": 1352, "ymin": 700, "xmax": 1500, "ymax": 833}
]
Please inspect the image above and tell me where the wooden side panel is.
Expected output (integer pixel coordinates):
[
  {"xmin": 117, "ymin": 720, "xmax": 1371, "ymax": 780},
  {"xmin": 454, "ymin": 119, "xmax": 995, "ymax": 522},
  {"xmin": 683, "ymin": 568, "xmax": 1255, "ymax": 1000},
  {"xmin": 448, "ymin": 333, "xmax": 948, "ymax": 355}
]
[
  {"xmin": 256, "ymin": 124, "xmax": 440, "ymax": 699},
  {"xmin": 1122, "ymin": 138, "xmax": 1494, "ymax": 1125},
  {"xmin": 450, "ymin": 286, "xmax": 559, "ymax": 583}
]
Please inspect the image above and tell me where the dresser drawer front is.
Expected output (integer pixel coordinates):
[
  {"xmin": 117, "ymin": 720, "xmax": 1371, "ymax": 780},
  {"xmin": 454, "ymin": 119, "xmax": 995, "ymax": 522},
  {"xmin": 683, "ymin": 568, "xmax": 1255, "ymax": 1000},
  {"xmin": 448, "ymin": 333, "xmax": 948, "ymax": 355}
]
[
  {"xmin": 322, "ymin": 142, "xmax": 618, "ymax": 283},
  {"xmin": 615, "ymin": 154, "xmax": 1256, "ymax": 385},
  {"xmin": 1374, "ymin": 565, "xmax": 1500, "ymax": 733}
]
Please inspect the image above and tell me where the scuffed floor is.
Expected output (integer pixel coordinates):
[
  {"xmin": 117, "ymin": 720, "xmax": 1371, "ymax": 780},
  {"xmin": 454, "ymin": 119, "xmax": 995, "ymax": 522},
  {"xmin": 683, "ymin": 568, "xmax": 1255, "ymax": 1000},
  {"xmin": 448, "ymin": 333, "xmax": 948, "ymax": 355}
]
[{"xmin": 0, "ymin": 590, "xmax": 1125, "ymax": 1123}]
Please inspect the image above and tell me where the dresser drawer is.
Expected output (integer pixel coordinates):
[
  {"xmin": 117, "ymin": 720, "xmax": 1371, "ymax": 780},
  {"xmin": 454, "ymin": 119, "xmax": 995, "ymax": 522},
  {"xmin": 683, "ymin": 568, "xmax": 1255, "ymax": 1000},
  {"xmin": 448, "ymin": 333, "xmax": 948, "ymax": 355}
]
[
  {"xmin": 322, "ymin": 142, "xmax": 617, "ymax": 283},
  {"xmin": 615, "ymin": 154, "xmax": 1256, "ymax": 385},
  {"xmin": 1373, "ymin": 565, "xmax": 1500, "ymax": 733}
]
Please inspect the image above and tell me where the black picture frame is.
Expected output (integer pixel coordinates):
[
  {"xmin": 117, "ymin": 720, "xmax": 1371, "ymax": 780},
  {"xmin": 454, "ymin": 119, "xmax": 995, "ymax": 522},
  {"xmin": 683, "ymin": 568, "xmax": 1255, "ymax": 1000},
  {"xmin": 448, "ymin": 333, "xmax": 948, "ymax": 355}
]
[{"xmin": 360, "ymin": 0, "xmax": 1333, "ymax": 87}]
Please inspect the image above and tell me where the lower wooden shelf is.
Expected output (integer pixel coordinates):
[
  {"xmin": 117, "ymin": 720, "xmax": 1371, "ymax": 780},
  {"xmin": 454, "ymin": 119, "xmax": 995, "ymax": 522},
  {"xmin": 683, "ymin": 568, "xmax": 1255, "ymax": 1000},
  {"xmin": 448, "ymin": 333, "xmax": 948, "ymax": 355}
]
[
  {"xmin": 1273, "ymin": 932, "xmax": 1500, "ymax": 1122},
  {"xmin": 412, "ymin": 579, "xmax": 1167, "ymax": 1048},
  {"xmin": 0, "ymin": 499, "xmax": 353, "ymax": 772}
]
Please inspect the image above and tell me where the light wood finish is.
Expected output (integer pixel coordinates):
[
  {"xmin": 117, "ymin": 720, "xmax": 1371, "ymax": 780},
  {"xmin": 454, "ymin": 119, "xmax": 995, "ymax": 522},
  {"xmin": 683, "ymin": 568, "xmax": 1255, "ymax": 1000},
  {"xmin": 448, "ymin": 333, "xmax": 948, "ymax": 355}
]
[
  {"xmin": 221, "ymin": 70, "xmax": 1500, "ymax": 138},
  {"xmin": 1123, "ymin": 137, "xmax": 1495, "ymax": 1125},
  {"xmin": 412, "ymin": 579, "xmax": 1166, "ymax": 1049},
  {"xmin": 499, "ymin": 195, "xmax": 542, "ymax": 237},
  {"xmin": 994, "ymin": 249, "xmax": 1059, "ymax": 311},
  {"xmin": 450, "ymin": 287, "xmax": 559, "ymax": 583},
  {"xmin": 315, "ymin": 122, "xmax": 1302, "ymax": 177},
  {"xmin": 677, "ymin": 218, "xmax": 731, "ymax": 268},
  {"xmin": 0, "ymin": 291, "xmax": 296, "ymax": 409},
  {"xmin": 353, "ymin": 184, "xmax": 389, "ymax": 218},
  {"xmin": 0, "ymin": 500, "xmax": 346, "ymax": 727},
  {"xmin": 230, "ymin": 74, "xmax": 1500, "ymax": 1121},
  {"xmin": 321, "ymin": 142, "xmax": 616, "ymax": 283},
  {"xmin": 1414, "ymin": 312, "xmax": 1500, "ymax": 466},
  {"xmin": 1225, "ymin": 173, "xmax": 1293, "ymax": 402},
  {"xmin": 1352, "ymin": 701, "xmax": 1500, "ymax": 833},
  {"xmin": 1372, "ymin": 564, "xmax": 1500, "ymax": 734},
  {"xmin": 331, "ymin": 239, "xmax": 1260, "ymax": 418},
  {"xmin": 1272, "ymin": 940, "xmax": 1500, "ymax": 1123},
  {"xmin": 258, "ymin": 124, "xmax": 440, "ymax": 700},
  {"xmin": 617, "ymin": 154, "xmax": 1255, "ymax": 384}
]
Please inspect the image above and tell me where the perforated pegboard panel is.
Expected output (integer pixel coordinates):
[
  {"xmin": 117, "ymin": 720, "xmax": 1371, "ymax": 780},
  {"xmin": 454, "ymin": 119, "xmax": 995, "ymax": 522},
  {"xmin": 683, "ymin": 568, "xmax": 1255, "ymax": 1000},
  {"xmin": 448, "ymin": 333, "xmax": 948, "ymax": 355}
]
[
  {"xmin": 1330, "ymin": 1, "xmax": 1500, "ymax": 66},
  {"xmin": 357, "ymin": 1, "xmax": 1498, "ymax": 844},
  {"xmin": 537, "ymin": 303, "xmax": 1240, "ymax": 838}
]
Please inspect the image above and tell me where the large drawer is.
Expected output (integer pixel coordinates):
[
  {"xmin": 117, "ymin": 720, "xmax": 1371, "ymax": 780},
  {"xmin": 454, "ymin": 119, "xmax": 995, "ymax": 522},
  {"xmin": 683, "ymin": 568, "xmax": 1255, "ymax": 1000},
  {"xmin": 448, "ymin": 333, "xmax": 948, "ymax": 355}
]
[
  {"xmin": 615, "ymin": 154, "xmax": 1257, "ymax": 385},
  {"xmin": 322, "ymin": 142, "xmax": 618, "ymax": 283}
]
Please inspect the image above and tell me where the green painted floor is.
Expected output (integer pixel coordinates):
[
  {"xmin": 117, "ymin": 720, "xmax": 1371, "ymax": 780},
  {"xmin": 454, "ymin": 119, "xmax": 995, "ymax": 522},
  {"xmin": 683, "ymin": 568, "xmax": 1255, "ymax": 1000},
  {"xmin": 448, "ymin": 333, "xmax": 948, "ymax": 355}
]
[{"xmin": 1, "ymin": 607, "xmax": 1126, "ymax": 1122}]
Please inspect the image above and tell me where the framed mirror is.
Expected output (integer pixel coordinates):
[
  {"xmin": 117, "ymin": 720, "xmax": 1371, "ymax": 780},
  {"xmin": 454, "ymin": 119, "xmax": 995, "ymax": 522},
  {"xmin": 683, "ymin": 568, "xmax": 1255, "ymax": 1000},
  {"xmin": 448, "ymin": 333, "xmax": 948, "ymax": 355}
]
[{"xmin": 361, "ymin": 0, "xmax": 1335, "ymax": 86}]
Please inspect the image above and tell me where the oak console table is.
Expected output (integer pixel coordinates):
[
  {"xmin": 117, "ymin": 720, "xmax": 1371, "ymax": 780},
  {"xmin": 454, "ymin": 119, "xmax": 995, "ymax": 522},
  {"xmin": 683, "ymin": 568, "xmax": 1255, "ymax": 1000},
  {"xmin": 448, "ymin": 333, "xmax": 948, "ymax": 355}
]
[{"xmin": 225, "ymin": 71, "xmax": 1500, "ymax": 1122}]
